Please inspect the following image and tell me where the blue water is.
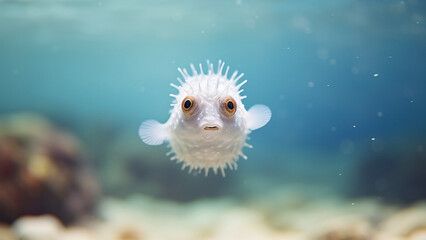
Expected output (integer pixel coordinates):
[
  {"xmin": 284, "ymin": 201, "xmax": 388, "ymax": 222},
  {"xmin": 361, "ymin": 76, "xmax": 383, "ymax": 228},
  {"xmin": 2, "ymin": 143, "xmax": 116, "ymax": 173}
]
[{"xmin": 1, "ymin": 0, "xmax": 426, "ymax": 201}]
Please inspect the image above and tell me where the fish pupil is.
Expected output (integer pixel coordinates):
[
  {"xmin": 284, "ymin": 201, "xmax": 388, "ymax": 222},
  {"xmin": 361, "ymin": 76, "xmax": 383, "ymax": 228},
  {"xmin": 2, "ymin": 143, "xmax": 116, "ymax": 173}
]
[
  {"xmin": 184, "ymin": 100, "xmax": 192, "ymax": 109},
  {"xmin": 227, "ymin": 101, "xmax": 234, "ymax": 110}
]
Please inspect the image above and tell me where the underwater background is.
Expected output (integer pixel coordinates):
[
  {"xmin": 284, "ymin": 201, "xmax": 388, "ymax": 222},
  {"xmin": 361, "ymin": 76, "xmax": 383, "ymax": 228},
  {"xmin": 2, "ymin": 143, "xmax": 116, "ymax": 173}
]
[{"xmin": 1, "ymin": 0, "xmax": 426, "ymax": 239}]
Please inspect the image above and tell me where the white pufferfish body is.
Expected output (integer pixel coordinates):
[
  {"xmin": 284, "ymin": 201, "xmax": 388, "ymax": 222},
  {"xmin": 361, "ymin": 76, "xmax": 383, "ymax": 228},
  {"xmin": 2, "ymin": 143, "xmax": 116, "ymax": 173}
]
[{"xmin": 139, "ymin": 60, "xmax": 271, "ymax": 176}]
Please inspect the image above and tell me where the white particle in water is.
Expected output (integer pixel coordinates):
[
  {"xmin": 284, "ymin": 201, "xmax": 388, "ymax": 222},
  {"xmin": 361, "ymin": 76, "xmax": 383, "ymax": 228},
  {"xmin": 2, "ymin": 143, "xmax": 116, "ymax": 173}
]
[
  {"xmin": 338, "ymin": 173, "xmax": 342, "ymax": 176},
  {"xmin": 377, "ymin": 111, "xmax": 383, "ymax": 117},
  {"xmin": 373, "ymin": 73, "xmax": 379, "ymax": 77},
  {"xmin": 308, "ymin": 81, "xmax": 315, "ymax": 87},
  {"xmin": 352, "ymin": 202, "xmax": 355, "ymax": 206},
  {"xmin": 326, "ymin": 84, "xmax": 331, "ymax": 87},
  {"xmin": 353, "ymin": 125, "xmax": 356, "ymax": 128},
  {"xmin": 371, "ymin": 137, "xmax": 376, "ymax": 141},
  {"xmin": 410, "ymin": 100, "xmax": 414, "ymax": 103}
]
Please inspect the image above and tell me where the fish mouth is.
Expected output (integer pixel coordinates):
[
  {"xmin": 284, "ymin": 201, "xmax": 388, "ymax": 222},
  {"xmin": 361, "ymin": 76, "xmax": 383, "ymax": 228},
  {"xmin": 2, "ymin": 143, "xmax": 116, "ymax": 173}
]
[{"xmin": 204, "ymin": 126, "xmax": 220, "ymax": 131}]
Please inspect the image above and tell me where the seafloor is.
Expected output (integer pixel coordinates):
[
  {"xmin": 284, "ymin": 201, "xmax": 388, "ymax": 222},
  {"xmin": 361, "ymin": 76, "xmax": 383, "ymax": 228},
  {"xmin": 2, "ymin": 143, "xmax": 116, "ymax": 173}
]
[{"xmin": 1, "ymin": 188, "xmax": 426, "ymax": 240}]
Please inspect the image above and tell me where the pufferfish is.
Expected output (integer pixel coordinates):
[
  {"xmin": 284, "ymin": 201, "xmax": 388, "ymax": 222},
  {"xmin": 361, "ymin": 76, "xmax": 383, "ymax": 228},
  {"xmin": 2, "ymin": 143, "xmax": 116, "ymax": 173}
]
[{"xmin": 139, "ymin": 60, "xmax": 271, "ymax": 176}]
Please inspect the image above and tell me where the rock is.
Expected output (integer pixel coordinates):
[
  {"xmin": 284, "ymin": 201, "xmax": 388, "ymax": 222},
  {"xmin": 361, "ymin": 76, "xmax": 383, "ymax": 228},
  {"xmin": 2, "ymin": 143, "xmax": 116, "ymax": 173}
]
[{"xmin": 12, "ymin": 215, "xmax": 63, "ymax": 240}]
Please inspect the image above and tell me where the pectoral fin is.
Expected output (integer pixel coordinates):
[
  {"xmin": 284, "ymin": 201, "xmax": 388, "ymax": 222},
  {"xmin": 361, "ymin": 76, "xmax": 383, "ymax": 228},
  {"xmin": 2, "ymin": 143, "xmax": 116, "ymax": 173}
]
[
  {"xmin": 247, "ymin": 105, "xmax": 271, "ymax": 130},
  {"xmin": 138, "ymin": 120, "xmax": 168, "ymax": 145}
]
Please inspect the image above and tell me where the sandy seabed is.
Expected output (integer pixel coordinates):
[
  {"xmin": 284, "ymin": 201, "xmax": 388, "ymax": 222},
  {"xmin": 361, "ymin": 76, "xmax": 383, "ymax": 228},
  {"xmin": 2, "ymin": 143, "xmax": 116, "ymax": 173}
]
[{"xmin": 1, "ymin": 187, "xmax": 426, "ymax": 240}]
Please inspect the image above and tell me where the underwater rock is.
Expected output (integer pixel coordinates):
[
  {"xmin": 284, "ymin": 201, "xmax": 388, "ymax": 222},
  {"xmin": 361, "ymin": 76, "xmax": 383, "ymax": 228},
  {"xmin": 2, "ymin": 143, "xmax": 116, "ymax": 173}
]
[
  {"xmin": 0, "ymin": 113, "xmax": 99, "ymax": 224},
  {"xmin": 12, "ymin": 215, "xmax": 63, "ymax": 240},
  {"xmin": 11, "ymin": 215, "xmax": 97, "ymax": 240}
]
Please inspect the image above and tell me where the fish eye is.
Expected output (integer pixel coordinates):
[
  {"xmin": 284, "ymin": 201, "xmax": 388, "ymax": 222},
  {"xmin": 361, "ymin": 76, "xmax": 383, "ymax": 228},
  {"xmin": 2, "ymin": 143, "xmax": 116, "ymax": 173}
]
[
  {"xmin": 182, "ymin": 96, "xmax": 197, "ymax": 116},
  {"xmin": 221, "ymin": 97, "xmax": 237, "ymax": 118}
]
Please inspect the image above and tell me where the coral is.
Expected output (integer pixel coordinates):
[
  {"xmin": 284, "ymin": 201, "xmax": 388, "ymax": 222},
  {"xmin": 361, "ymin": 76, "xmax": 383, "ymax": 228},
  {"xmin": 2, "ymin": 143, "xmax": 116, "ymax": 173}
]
[{"xmin": 0, "ymin": 113, "xmax": 99, "ymax": 224}]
